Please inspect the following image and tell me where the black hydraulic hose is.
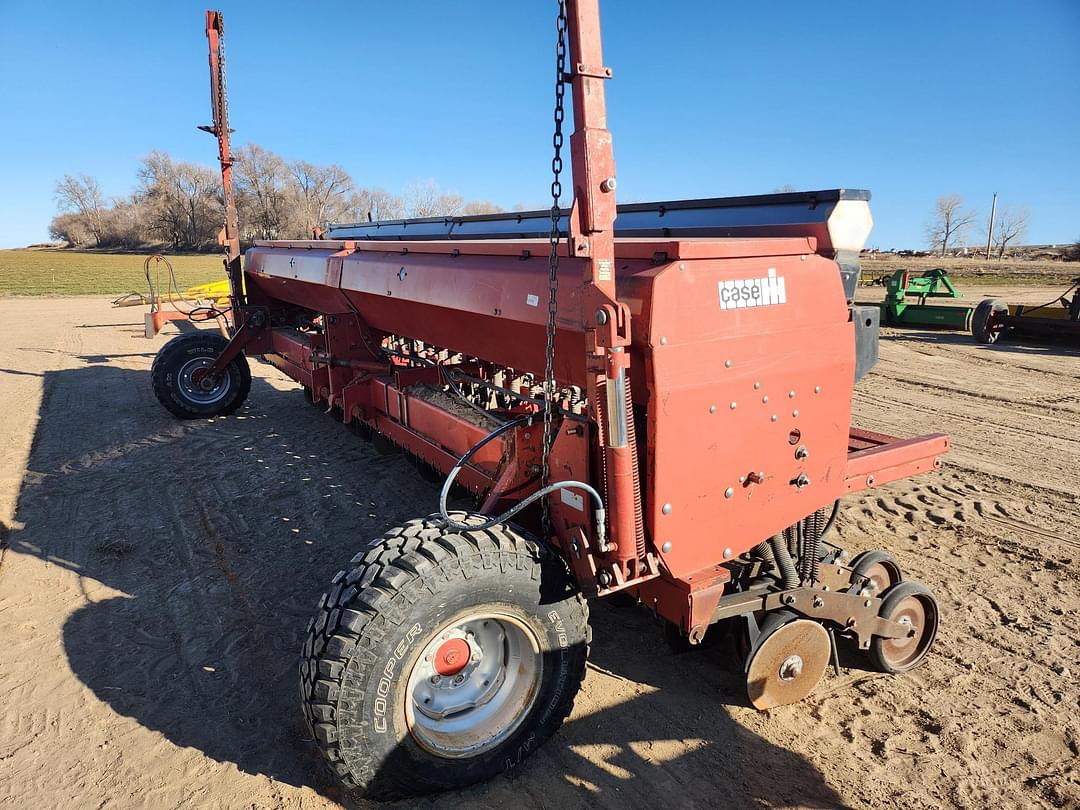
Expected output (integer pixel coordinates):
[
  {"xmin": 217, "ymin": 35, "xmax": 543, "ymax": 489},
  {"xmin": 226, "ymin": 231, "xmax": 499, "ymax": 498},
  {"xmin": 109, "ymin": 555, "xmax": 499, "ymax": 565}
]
[
  {"xmin": 821, "ymin": 498, "xmax": 841, "ymax": 537},
  {"xmin": 438, "ymin": 416, "xmax": 607, "ymax": 545},
  {"xmin": 769, "ymin": 533, "xmax": 800, "ymax": 589}
]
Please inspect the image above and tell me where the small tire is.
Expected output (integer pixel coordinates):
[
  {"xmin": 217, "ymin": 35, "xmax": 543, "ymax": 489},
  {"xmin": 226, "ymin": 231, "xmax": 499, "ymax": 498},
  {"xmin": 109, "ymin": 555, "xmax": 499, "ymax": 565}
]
[
  {"xmin": 299, "ymin": 513, "xmax": 589, "ymax": 800},
  {"xmin": 972, "ymin": 298, "xmax": 1008, "ymax": 344},
  {"xmin": 869, "ymin": 580, "xmax": 939, "ymax": 674},
  {"xmin": 848, "ymin": 549, "xmax": 903, "ymax": 597},
  {"xmin": 151, "ymin": 331, "xmax": 250, "ymax": 419}
]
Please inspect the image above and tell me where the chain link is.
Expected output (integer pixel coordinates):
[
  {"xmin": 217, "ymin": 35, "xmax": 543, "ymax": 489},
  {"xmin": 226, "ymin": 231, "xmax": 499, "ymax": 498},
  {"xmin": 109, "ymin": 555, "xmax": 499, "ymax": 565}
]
[{"xmin": 541, "ymin": 0, "xmax": 568, "ymax": 539}]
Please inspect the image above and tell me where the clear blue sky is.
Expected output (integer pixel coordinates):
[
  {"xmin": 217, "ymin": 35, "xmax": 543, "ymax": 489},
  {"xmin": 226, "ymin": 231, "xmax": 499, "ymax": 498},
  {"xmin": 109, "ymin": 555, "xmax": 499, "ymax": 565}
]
[{"xmin": 1, "ymin": 0, "xmax": 1078, "ymax": 249}]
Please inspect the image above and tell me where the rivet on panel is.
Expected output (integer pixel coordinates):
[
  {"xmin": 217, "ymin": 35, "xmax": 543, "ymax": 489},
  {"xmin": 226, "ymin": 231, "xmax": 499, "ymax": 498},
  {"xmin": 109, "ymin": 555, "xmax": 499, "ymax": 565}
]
[
  {"xmin": 792, "ymin": 409, "xmax": 799, "ymax": 418},
  {"xmin": 661, "ymin": 541, "xmax": 673, "ymax": 553},
  {"xmin": 771, "ymin": 415, "xmax": 778, "ymax": 422},
  {"xmin": 723, "ymin": 547, "xmax": 733, "ymax": 559},
  {"xmin": 754, "ymin": 381, "xmax": 761, "ymax": 390},
  {"xmin": 662, "ymin": 503, "xmax": 673, "ymax": 515},
  {"xmin": 725, "ymin": 359, "xmax": 733, "ymax": 368},
  {"xmin": 789, "ymin": 390, "xmax": 796, "ymax": 398},
  {"xmin": 761, "ymin": 395, "xmax": 769, "ymax": 403},
  {"xmin": 709, "ymin": 405, "xmax": 717, "ymax": 413},
  {"xmin": 730, "ymin": 401, "xmax": 737, "ymax": 410},
  {"xmin": 660, "ymin": 336, "xmax": 668, "ymax": 345},
  {"xmin": 738, "ymin": 475, "xmax": 746, "ymax": 484},
  {"xmin": 814, "ymin": 386, "xmax": 821, "ymax": 394},
  {"xmin": 679, "ymin": 263, "xmax": 686, "ymax": 271},
  {"xmin": 724, "ymin": 487, "xmax": 734, "ymax": 498}
]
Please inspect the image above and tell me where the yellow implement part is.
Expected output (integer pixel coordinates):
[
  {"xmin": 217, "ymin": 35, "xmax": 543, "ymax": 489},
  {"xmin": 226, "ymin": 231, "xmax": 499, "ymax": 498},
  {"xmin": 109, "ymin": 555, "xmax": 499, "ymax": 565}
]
[{"xmin": 182, "ymin": 279, "xmax": 231, "ymax": 303}]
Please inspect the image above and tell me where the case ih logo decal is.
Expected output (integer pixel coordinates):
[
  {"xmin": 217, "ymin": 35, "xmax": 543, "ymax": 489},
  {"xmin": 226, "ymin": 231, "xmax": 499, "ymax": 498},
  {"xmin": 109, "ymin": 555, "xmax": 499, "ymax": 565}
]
[{"xmin": 718, "ymin": 268, "xmax": 787, "ymax": 310}]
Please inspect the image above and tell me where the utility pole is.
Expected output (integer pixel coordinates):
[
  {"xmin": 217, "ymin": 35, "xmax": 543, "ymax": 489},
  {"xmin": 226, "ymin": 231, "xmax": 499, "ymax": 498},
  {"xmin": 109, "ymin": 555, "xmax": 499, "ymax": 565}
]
[{"xmin": 985, "ymin": 192, "xmax": 998, "ymax": 260}]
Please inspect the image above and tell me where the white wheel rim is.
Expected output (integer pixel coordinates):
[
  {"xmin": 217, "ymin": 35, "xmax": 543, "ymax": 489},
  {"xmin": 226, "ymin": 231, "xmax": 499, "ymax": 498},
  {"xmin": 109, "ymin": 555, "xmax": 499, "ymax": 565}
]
[
  {"xmin": 177, "ymin": 357, "xmax": 231, "ymax": 405},
  {"xmin": 404, "ymin": 612, "xmax": 542, "ymax": 759}
]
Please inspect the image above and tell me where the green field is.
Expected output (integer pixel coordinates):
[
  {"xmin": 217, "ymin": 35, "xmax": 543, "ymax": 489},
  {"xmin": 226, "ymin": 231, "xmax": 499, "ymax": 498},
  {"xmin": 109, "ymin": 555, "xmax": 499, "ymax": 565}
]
[{"xmin": 0, "ymin": 249, "xmax": 226, "ymax": 296}]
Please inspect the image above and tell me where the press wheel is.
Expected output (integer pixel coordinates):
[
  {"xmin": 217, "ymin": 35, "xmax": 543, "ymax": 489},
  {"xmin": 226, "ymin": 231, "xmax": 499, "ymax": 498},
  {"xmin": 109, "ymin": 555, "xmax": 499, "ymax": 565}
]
[
  {"xmin": 869, "ymin": 581, "xmax": 939, "ymax": 674},
  {"xmin": 745, "ymin": 614, "xmax": 830, "ymax": 710},
  {"xmin": 848, "ymin": 549, "xmax": 902, "ymax": 597}
]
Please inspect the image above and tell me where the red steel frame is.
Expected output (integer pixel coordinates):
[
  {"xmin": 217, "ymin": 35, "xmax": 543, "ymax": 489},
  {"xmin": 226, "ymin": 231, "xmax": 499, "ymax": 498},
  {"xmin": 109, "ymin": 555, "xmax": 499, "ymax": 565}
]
[{"xmin": 197, "ymin": 3, "xmax": 950, "ymax": 635}]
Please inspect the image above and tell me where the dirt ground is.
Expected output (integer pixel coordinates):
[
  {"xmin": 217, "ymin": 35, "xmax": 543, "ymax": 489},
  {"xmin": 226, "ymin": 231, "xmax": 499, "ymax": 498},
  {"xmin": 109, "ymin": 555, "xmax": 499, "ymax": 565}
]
[{"xmin": 1, "ymin": 291, "xmax": 1078, "ymax": 810}]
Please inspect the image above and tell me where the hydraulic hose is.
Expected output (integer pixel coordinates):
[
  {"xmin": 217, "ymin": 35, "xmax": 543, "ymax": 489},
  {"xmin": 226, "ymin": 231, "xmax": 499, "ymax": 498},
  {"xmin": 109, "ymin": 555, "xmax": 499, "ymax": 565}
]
[
  {"xmin": 821, "ymin": 498, "xmax": 841, "ymax": 538},
  {"xmin": 769, "ymin": 532, "xmax": 800, "ymax": 589},
  {"xmin": 438, "ymin": 415, "xmax": 607, "ymax": 547}
]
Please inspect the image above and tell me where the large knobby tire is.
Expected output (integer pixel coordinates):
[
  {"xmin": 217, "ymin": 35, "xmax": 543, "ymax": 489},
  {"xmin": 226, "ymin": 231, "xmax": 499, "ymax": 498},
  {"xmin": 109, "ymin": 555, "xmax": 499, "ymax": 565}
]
[
  {"xmin": 151, "ymin": 331, "xmax": 251, "ymax": 419},
  {"xmin": 972, "ymin": 298, "xmax": 1008, "ymax": 344},
  {"xmin": 299, "ymin": 514, "xmax": 590, "ymax": 800}
]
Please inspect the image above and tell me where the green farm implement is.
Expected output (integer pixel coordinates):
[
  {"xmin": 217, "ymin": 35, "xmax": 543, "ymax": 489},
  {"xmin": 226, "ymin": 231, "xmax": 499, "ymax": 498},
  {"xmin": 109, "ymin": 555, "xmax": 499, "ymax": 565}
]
[{"xmin": 876, "ymin": 268, "xmax": 973, "ymax": 330}]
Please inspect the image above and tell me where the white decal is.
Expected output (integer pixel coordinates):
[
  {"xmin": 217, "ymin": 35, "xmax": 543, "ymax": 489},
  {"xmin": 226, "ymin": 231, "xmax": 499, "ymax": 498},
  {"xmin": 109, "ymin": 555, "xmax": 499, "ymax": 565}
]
[
  {"xmin": 718, "ymin": 268, "xmax": 787, "ymax": 311},
  {"xmin": 373, "ymin": 622, "xmax": 422, "ymax": 733},
  {"xmin": 526, "ymin": 294, "xmax": 540, "ymax": 307}
]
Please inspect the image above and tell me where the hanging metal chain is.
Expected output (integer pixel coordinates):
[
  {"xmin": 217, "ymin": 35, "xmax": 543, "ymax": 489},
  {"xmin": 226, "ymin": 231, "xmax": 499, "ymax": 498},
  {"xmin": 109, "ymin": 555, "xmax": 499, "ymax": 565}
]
[{"xmin": 541, "ymin": 0, "xmax": 568, "ymax": 538}]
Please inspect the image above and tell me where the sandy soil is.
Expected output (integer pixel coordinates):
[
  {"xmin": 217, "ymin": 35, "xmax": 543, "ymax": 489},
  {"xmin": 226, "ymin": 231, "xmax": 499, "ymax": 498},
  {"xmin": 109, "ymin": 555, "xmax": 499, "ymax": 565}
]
[{"xmin": 1, "ymin": 295, "xmax": 1077, "ymax": 810}]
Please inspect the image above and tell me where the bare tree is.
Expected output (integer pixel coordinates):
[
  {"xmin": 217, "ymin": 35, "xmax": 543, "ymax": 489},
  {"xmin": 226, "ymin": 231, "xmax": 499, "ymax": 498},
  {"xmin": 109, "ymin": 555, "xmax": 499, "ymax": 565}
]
[
  {"xmin": 136, "ymin": 151, "xmax": 222, "ymax": 249},
  {"xmin": 54, "ymin": 174, "xmax": 107, "ymax": 246},
  {"xmin": 347, "ymin": 187, "xmax": 405, "ymax": 222},
  {"xmin": 291, "ymin": 161, "xmax": 354, "ymax": 233},
  {"xmin": 461, "ymin": 200, "xmax": 505, "ymax": 216},
  {"xmin": 48, "ymin": 211, "xmax": 93, "ymax": 246},
  {"xmin": 990, "ymin": 207, "xmax": 1029, "ymax": 259},
  {"xmin": 925, "ymin": 194, "xmax": 977, "ymax": 256},
  {"xmin": 233, "ymin": 144, "xmax": 293, "ymax": 240},
  {"xmin": 403, "ymin": 180, "xmax": 465, "ymax": 218}
]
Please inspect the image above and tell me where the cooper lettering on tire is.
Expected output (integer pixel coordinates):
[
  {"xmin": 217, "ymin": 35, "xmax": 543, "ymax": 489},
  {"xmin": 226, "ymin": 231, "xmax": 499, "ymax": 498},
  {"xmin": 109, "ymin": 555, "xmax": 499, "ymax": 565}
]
[{"xmin": 299, "ymin": 513, "xmax": 590, "ymax": 799}]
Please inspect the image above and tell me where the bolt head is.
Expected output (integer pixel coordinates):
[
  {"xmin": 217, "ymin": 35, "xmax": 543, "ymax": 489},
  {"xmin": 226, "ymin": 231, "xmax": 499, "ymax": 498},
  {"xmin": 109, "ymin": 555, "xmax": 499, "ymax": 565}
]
[
  {"xmin": 724, "ymin": 487, "xmax": 734, "ymax": 498},
  {"xmin": 662, "ymin": 503, "xmax": 672, "ymax": 515},
  {"xmin": 661, "ymin": 541, "xmax": 672, "ymax": 553},
  {"xmin": 600, "ymin": 177, "xmax": 617, "ymax": 192}
]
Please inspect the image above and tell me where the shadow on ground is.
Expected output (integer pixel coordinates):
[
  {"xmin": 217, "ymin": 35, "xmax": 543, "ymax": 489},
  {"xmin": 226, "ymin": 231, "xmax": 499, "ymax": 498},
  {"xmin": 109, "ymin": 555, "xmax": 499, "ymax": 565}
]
[{"xmin": 4, "ymin": 352, "xmax": 851, "ymax": 809}]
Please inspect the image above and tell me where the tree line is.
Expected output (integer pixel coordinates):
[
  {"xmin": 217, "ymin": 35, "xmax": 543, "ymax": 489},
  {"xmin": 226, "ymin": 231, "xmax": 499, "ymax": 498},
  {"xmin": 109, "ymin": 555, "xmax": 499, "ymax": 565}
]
[{"xmin": 50, "ymin": 145, "xmax": 508, "ymax": 250}]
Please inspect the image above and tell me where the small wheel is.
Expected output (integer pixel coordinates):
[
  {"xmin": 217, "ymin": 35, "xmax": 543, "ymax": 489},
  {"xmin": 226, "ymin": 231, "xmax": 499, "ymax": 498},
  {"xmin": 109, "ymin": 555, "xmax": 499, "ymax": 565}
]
[
  {"xmin": 299, "ymin": 514, "xmax": 589, "ymax": 799},
  {"xmin": 972, "ymin": 298, "xmax": 1008, "ymax": 344},
  {"xmin": 151, "ymin": 331, "xmax": 250, "ymax": 419},
  {"xmin": 869, "ymin": 580, "xmax": 939, "ymax": 674},
  {"xmin": 848, "ymin": 549, "xmax": 902, "ymax": 597},
  {"xmin": 744, "ymin": 611, "xmax": 830, "ymax": 710}
]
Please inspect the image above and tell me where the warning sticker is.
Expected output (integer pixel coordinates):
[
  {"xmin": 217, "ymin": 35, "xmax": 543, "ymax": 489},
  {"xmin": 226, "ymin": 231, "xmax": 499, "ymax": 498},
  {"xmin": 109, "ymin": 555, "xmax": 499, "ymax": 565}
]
[
  {"xmin": 526, "ymin": 294, "xmax": 539, "ymax": 307},
  {"xmin": 597, "ymin": 259, "xmax": 613, "ymax": 282},
  {"xmin": 560, "ymin": 488, "xmax": 584, "ymax": 512},
  {"xmin": 718, "ymin": 268, "xmax": 787, "ymax": 311}
]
